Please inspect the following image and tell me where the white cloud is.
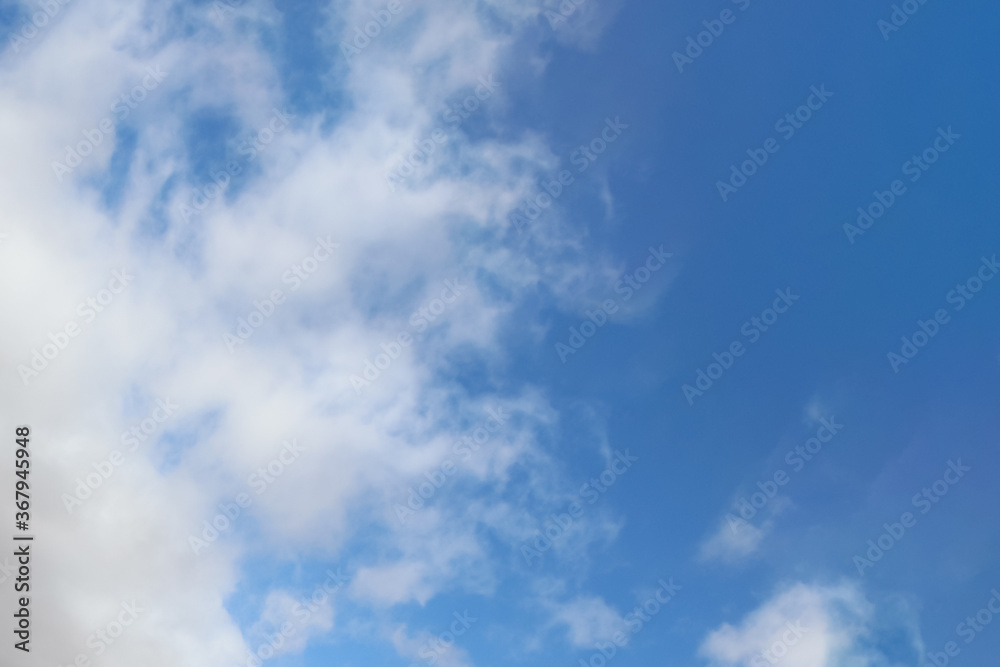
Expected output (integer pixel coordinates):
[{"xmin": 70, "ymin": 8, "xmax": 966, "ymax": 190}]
[
  {"xmin": 352, "ymin": 561, "xmax": 435, "ymax": 607},
  {"xmin": 699, "ymin": 516, "xmax": 770, "ymax": 563},
  {"xmin": 699, "ymin": 582, "xmax": 918, "ymax": 667},
  {"xmin": 0, "ymin": 1, "xmax": 628, "ymax": 666},
  {"xmin": 699, "ymin": 496, "xmax": 792, "ymax": 563},
  {"xmin": 388, "ymin": 621, "xmax": 476, "ymax": 667},
  {"xmin": 547, "ymin": 594, "xmax": 626, "ymax": 648}
]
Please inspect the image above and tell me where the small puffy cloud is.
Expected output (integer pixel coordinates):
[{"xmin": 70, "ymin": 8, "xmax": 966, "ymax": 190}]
[
  {"xmin": 699, "ymin": 496, "xmax": 791, "ymax": 563},
  {"xmin": 699, "ymin": 516, "xmax": 770, "ymax": 563},
  {"xmin": 389, "ymin": 622, "xmax": 475, "ymax": 667},
  {"xmin": 351, "ymin": 561, "xmax": 435, "ymax": 607},
  {"xmin": 547, "ymin": 594, "xmax": 626, "ymax": 648},
  {"xmin": 699, "ymin": 582, "xmax": 917, "ymax": 667}
]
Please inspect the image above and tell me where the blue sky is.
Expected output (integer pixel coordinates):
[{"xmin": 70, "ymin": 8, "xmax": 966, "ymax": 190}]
[{"xmin": 2, "ymin": 0, "xmax": 999, "ymax": 666}]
